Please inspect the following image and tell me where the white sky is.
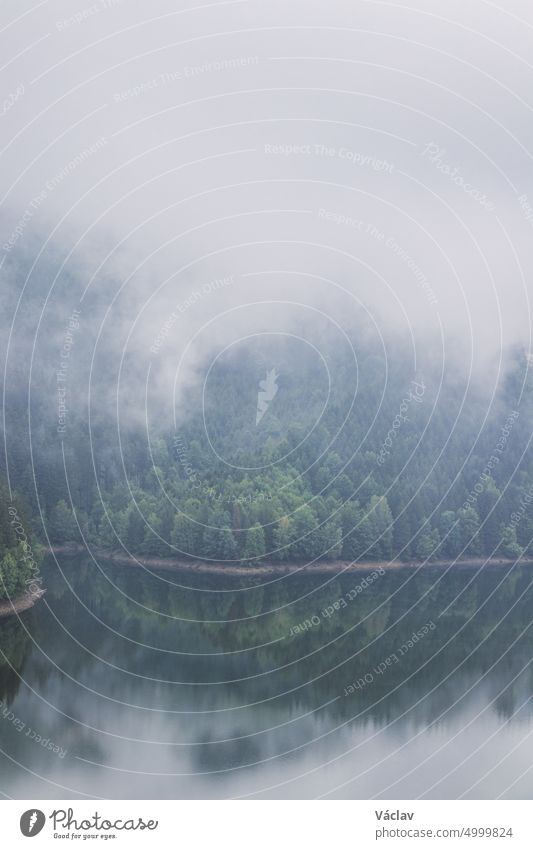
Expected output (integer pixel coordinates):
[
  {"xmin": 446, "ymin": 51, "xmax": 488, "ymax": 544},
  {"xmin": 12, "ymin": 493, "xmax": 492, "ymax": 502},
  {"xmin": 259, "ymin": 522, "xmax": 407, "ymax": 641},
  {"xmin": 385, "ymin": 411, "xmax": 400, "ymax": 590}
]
[{"xmin": 1, "ymin": 0, "xmax": 533, "ymax": 406}]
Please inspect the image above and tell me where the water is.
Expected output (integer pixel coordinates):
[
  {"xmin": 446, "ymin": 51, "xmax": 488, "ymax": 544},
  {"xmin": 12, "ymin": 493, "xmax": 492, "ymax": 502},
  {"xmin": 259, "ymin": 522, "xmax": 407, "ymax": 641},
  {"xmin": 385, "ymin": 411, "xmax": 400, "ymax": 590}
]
[{"xmin": 1, "ymin": 555, "xmax": 532, "ymax": 799}]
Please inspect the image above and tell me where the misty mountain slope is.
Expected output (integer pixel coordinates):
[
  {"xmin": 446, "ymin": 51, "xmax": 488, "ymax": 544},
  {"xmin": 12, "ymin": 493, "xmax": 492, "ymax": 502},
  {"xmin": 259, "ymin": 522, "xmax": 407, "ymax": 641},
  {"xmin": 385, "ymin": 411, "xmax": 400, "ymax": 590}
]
[{"xmin": 2, "ymin": 325, "xmax": 532, "ymax": 567}]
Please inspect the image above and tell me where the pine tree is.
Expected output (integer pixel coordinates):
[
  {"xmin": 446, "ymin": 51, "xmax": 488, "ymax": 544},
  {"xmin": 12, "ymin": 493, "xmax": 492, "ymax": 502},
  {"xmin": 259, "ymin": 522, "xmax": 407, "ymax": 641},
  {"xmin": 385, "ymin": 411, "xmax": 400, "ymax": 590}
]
[
  {"xmin": 241, "ymin": 524, "xmax": 266, "ymax": 564},
  {"xmin": 341, "ymin": 501, "xmax": 373, "ymax": 561},
  {"xmin": 289, "ymin": 506, "xmax": 318, "ymax": 560},
  {"xmin": 49, "ymin": 500, "xmax": 78, "ymax": 543},
  {"xmin": 499, "ymin": 525, "xmax": 522, "ymax": 559},
  {"xmin": 392, "ymin": 511, "xmax": 412, "ymax": 560},
  {"xmin": 0, "ymin": 553, "xmax": 19, "ymax": 599},
  {"xmin": 272, "ymin": 516, "xmax": 292, "ymax": 561},
  {"xmin": 171, "ymin": 514, "xmax": 197, "ymax": 557},
  {"xmin": 368, "ymin": 496, "xmax": 393, "ymax": 560},
  {"xmin": 438, "ymin": 510, "xmax": 462, "ymax": 558},
  {"xmin": 414, "ymin": 524, "xmax": 440, "ymax": 561},
  {"xmin": 458, "ymin": 506, "xmax": 481, "ymax": 555}
]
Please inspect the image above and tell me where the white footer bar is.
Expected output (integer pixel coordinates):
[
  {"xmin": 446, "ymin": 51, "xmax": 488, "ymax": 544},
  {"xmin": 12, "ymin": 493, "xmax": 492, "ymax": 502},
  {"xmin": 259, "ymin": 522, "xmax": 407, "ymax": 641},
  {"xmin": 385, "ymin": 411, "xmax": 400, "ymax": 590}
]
[{"xmin": 1, "ymin": 800, "xmax": 530, "ymax": 848}]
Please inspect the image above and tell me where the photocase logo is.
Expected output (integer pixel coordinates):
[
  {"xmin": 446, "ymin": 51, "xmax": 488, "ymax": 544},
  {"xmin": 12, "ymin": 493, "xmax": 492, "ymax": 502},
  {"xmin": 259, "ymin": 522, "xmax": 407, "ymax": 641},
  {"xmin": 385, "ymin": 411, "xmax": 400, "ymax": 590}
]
[
  {"xmin": 256, "ymin": 368, "xmax": 279, "ymax": 425},
  {"xmin": 20, "ymin": 809, "xmax": 46, "ymax": 837}
]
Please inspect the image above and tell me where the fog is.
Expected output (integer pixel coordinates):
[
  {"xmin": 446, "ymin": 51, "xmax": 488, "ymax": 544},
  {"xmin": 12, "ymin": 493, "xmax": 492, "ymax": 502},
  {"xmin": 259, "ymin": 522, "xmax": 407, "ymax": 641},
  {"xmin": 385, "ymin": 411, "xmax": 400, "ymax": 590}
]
[
  {"xmin": 3, "ymin": 3, "xmax": 533, "ymax": 806},
  {"xmin": 1, "ymin": 0, "xmax": 533, "ymax": 426}
]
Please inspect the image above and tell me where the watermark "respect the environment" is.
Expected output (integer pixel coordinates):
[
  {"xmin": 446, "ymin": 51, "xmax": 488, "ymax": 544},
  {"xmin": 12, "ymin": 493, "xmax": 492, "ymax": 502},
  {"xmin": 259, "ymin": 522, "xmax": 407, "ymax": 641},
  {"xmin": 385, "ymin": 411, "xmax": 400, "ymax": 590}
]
[
  {"xmin": 113, "ymin": 57, "xmax": 260, "ymax": 102},
  {"xmin": 2, "ymin": 139, "xmax": 107, "ymax": 254}
]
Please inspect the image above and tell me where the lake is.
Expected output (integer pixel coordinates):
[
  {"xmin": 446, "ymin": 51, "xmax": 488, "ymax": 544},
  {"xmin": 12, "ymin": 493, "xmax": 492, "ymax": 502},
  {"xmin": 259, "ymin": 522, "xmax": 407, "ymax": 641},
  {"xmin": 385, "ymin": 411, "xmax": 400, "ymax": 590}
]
[{"xmin": 1, "ymin": 555, "xmax": 532, "ymax": 799}]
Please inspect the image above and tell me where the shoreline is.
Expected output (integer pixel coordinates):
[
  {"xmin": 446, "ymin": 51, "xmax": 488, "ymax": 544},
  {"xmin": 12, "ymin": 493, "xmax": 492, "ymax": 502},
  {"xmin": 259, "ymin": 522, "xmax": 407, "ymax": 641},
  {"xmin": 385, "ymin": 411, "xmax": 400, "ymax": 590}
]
[
  {"xmin": 0, "ymin": 587, "xmax": 46, "ymax": 621},
  {"xmin": 50, "ymin": 545, "xmax": 529, "ymax": 578}
]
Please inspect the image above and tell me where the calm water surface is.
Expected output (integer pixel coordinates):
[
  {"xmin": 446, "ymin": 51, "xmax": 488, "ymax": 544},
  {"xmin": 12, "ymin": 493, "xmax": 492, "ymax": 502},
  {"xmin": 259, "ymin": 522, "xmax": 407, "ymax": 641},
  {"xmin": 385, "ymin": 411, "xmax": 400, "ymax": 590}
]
[{"xmin": 1, "ymin": 556, "xmax": 532, "ymax": 799}]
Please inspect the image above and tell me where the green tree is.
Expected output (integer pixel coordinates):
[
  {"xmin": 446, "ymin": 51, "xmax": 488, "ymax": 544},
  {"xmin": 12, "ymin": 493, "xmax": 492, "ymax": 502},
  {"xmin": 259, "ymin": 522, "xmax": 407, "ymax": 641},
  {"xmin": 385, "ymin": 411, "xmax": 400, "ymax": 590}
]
[
  {"xmin": 458, "ymin": 506, "xmax": 481, "ymax": 555},
  {"xmin": 125, "ymin": 505, "xmax": 146, "ymax": 550},
  {"xmin": 392, "ymin": 511, "xmax": 412, "ymax": 560},
  {"xmin": 367, "ymin": 496, "xmax": 393, "ymax": 560},
  {"xmin": 0, "ymin": 553, "xmax": 20, "ymax": 599},
  {"xmin": 49, "ymin": 500, "xmax": 78, "ymax": 543},
  {"xmin": 438, "ymin": 510, "xmax": 461, "ymax": 558},
  {"xmin": 290, "ymin": 505, "xmax": 318, "ymax": 560},
  {"xmin": 414, "ymin": 524, "xmax": 441, "ymax": 561},
  {"xmin": 341, "ymin": 501, "xmax": 373, "ymax": 561},
  {"xmin": 499, "ymin": 525, "xmax": 522, "ymax": 559},
  {"xmin": 315, "ymin": 520, "xmax": 342, "ymax": 561},
  {"xmin": 241, "ymin": 523, "xmax": 266, "ymax": 564},
  {"xmin": 477, "ymin": 478, "xmax": 504, "ymax": 553},
  {"xmin": 202, "ymin": 511, "xmax": 238, "ymax": 560},
  {"xmin": 171, "ymin": 513, "xmax": 199, "ymax": 558},
  {"xmin": 272, "ymin": 516, "xmax": 292, "ymax": 561}
]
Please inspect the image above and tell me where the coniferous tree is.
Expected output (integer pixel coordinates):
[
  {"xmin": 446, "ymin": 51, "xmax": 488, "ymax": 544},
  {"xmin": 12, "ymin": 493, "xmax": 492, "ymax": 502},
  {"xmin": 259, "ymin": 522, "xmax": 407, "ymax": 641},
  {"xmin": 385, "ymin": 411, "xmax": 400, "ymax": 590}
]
[{"xmin": 241, "ymin": 523, "xmax": 266, "ymax": 564}]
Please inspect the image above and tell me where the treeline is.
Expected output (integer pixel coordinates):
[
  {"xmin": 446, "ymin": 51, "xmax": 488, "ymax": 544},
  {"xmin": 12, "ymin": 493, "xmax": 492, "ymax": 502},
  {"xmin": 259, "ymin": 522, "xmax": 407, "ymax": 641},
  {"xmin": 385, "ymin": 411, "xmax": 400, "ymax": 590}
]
[
  {"xmin": 3, "ymin": 250, "xmax": 533, "ymax": 568},
  {"xmin": 0, "ymin": 330, "xmax": 533, "ymax": 564},
  {"xmin": 14, "ymin": 339, "xmax": 531, "ymax": 566},
  {"xmin": 44, "ymin": 477, "xmax": 525, "ymax": 564}
]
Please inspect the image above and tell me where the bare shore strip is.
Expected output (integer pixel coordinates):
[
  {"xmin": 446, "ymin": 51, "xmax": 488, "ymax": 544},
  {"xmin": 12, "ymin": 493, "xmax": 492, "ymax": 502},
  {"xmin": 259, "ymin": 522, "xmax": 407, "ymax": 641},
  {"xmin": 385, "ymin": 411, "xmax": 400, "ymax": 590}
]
[
  {"xmin": 0, "ymin": 587, "xmax": 46, "ymax": 621},
  {"xmin": 51, "ymin": 545, "xmax": 528, "ymax": 578}
]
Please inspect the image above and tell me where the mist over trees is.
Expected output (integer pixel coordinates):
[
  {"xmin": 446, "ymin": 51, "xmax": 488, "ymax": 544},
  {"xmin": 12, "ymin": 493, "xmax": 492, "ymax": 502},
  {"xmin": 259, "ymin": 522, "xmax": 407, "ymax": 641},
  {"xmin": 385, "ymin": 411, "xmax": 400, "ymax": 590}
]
[{"xmin": 2, "ymin": 324, "xmax": 532, "ymax": 569}]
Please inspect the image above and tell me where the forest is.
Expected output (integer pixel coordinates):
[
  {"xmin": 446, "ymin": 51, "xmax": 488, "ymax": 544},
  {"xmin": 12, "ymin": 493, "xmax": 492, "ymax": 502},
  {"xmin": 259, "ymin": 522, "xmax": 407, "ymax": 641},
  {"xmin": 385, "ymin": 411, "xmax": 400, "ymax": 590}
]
[
  {"xmin": 0, "ymin": 484, "xmax": 41, "ymax": 602},
  {"xmin": 2, "ymin": 328, "xmax": 533, "ymax": 584}
]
